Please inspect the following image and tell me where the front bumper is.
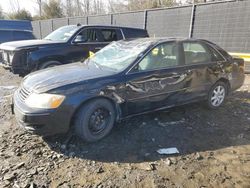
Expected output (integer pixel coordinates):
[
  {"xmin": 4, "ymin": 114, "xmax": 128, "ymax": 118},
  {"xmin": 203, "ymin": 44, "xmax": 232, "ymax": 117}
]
[
  {"xmin": 1, "ymin": 62, "xmax": 29, "ymax": 75},
  {"xmin": 13, "ymin": 90, "xmax": 71, "ymax": 136},
  {"xmin": 0, "ymin": 60, "xmax": 11, "ymax": 69}
]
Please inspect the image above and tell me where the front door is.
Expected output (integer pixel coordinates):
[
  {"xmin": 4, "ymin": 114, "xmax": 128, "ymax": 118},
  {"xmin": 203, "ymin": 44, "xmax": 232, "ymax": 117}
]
[
  {"xmin": 68, "ymin": 28, "xmax": 105, "ymax": 62},
  {"xmin": 124, "ymin": 42, "xmax": 192, "ymax": 115}
]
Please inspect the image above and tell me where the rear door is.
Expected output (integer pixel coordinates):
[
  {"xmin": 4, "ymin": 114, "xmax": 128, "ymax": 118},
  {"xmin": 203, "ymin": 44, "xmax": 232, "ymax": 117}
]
[
  {"xmin": 180, "ymin": 41, "xmax": 226, "ymax": 100},
  {"xmin": 98, "ymin": 28, "xmax": 123, "ymax": 42},
  {"xmin": 92, "ymin": 28, "xmax": 122, "ymax": 51},
  {"xmin": 123, "ymin": 41, "xmax": 192, "ymax": 115}
]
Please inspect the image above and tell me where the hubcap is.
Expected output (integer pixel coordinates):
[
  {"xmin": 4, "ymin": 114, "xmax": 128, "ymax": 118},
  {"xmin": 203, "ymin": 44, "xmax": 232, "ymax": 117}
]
[
  {"xmin": 88, "ymin": 108, "xmax": 110, "ymax": 134},
  {"xmin": 211, "ymin": 85, "xmax": 225, "ymax": 107}
]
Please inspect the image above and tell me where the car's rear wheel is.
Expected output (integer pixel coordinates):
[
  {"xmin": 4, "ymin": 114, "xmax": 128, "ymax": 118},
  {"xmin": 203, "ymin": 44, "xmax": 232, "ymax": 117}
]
[
  {"xmin": 207, "ymin": 81, "xmax": 227, "ymax": 109},
  {"xmin": 39, "ymin": 60, "xmax": 62, "ymax": 70},
  {"xmin": 74, "ymin": 98, "xmax": 116, "ymax": 142}
]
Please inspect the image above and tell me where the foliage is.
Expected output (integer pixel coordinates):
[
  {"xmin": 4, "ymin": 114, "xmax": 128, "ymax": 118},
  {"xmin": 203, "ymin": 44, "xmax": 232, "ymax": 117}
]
[
  {"xmin": 107, "ymin": 0, "xmax": 178, "ymax": 12},
  {"xmin": 8, "ymin": 9, "xmax": 32, "ymax": 20},
  {"xmin": 0, "ymin": 6, "xmax": 4, "ymax": 19},
  {"xmin": 42, "ymin": 0, "xmax": 64, "ymax": 19}
]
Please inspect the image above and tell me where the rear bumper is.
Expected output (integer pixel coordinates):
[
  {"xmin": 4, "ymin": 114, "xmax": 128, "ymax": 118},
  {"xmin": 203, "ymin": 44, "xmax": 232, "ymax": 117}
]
[
  {"xmin": 13, "ymin": 90, "xmax": 71, "ymax": 136},
  {"xmin": 245, "ymin": 61, "xmax": 250, "ymax": 73},
  {"xmin": 229, "ymin": 53, "xmax": 250, "ymax": 73}
]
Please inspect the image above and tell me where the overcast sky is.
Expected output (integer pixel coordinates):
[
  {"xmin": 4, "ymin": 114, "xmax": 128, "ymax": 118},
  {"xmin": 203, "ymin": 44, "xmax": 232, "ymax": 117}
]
[
  {"xmin": 1, "ymin": 0, "xmax": 38, "ymax": 15},
  {"xmin": 0, "ymin": 0, "xmax": 186, "ymax": 16}
]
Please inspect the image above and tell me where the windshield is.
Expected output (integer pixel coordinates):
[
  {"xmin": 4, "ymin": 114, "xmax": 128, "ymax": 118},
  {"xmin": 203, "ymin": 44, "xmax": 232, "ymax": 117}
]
[
  {"xmin": 86, "ymin": 40, "xmax": 153, "ymax": 72},
  {"xmin": 44, "ymin": 25, "xmax": 78, "ymax": 41}
]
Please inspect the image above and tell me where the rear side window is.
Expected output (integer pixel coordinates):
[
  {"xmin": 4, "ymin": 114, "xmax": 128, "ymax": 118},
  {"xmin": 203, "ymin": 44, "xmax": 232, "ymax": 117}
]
[
  {"xmin": 122, "ymin": 28, "xmax": 148, "ymax": 39},
  {"xmin": 0, "ymin": 30, "xmax": 13, "ymax": 43},
  {"xmin": 183, "ymin": 42, "xmax": 212, "ymax": 64},
  {"xmin": 100, "ymin": 29, "xmax": 117, "ymax": 42},
  {"xmin": 13, "ymin": 31, "xmax": 34, "ymax": 40},
  {"xmin": 209, "ymin": 47, "xmax": 225, "ymax": 61}
]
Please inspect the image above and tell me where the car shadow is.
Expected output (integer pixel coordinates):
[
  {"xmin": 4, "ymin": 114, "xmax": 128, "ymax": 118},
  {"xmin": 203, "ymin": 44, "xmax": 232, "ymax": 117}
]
[{"xmin": 44, "ymin": 90, "xmax": 250, "ymax": 163}]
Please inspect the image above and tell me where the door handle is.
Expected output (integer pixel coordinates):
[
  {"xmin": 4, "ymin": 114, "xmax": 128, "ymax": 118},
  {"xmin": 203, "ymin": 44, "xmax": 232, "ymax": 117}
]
[
  {"xmin": 172, "ymin": 74, "xmax": 181, "ymax": 79},
  {"xmin": 170, "ymin": 72, "xmax": 183, "ymax": 79}
]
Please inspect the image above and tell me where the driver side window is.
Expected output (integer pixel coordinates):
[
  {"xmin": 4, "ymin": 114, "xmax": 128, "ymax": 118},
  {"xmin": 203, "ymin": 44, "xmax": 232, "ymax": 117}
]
[
  {"xmin": 135, "ymin": 42, "xmax": 179, "ymax": 72},
  {"xmin": 74, "ymin": 29, "xmax": 98, "ymax": 43}
]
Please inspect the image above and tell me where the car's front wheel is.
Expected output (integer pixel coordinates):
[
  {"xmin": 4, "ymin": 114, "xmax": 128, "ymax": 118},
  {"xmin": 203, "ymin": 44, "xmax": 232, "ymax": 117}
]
[
  {"xmin": 207, "ymin": 81, "xmax": 227, "ymax": 109},
  {"xmin": 74, "ymin": 98, "xmax": 116, "ymax": 142}
]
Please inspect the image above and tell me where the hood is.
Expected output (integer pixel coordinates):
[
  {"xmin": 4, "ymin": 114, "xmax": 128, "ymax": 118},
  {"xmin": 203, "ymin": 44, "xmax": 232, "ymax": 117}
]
[
  {"xmin": 0, "ymin": 39, "xmax": 64, "ymax": 51},
  {"xmin": 22, "ymin": 62, "xmax": 114, "ymax": 93}
]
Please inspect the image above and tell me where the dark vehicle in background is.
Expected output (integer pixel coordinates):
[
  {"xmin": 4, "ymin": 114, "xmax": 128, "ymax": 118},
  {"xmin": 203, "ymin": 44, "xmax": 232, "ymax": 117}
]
[
  {"xmin": 0, "ymin": 25, "xmax": 148, "ymax": 76},
  {"xmin": 0, "ymin": 29, "xmax": 34, "ymax": 44},
  {"xmin": 0, "ymin": 20, "xmax": 35, "ymax": 62},
  {"xmin": 13, "ymin": 38, "xmax": 245, "ymax": 142}
]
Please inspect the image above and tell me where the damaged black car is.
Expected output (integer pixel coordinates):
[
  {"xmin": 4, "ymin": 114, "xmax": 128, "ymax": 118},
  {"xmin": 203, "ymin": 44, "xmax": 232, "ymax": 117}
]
[{"xmin": 13, "ymin": 38, "xmax": 245, "ymax": 142}]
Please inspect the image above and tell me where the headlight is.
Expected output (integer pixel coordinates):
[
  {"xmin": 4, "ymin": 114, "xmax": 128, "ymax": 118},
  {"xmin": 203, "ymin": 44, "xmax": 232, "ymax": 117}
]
[{"xmin": 25, "ymin": 93, "xmax": 65, "ymax": 109}]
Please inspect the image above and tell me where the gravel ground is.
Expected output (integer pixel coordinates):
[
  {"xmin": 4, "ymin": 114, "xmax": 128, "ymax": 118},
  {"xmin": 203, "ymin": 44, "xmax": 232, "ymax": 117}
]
[{"xmin": 0, "ymin": 66, "xmax": 250, "ymax": 188}]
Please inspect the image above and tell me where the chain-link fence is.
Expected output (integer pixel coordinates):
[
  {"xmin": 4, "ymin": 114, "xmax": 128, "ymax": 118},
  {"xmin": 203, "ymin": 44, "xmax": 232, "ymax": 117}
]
[{"xmin": 32, "ymin": 0, "xmax": 250, "ymax": 53}]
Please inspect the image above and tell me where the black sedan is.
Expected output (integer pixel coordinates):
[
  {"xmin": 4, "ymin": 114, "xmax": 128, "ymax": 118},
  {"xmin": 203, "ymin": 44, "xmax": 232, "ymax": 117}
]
[{"xmin": 13, "ymin": 38, "xmax": 245, "ymax": 142}]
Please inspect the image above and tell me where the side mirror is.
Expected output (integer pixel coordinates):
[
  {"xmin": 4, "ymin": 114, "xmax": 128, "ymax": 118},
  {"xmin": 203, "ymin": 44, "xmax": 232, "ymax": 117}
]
[
  {"xmin": 130, "ymin": 64, "xmax": 140, "ymax": 73},
  {"xmin": 73, "ymin": 35, "xmax": 87, "ymax": 43}
]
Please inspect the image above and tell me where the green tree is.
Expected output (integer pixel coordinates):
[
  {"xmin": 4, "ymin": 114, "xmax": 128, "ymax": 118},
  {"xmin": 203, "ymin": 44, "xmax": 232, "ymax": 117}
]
[
  {"xmin": 42, "ymin": 0, "xmax": 64, "ymax": 19},
  {"xmin": 8, "ymin": 9, "xmax": 32, "ymax": 20}
]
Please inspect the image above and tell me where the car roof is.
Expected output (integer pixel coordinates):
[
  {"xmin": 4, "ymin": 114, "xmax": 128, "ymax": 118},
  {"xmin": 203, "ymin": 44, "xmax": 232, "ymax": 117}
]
[
  {"xmin": 124, "ymin": 37, "xmax": 212, "ymax": 45},
  {"xmin": 0, "ymin": 29, "xmax": 33, "ymax": 33},
  {"xmin": 0, "ymin": 19, "xmax": 33, "ymax": 31},
  {"xmin": 67, "ymin": 24, "xmax": 147, "ymax": 31}
]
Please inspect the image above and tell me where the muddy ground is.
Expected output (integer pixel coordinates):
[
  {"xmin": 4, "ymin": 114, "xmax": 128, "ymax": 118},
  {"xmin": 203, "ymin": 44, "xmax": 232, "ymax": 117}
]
[{"xmin": 0, "ymin": 66, "xmax": 250, "ymax": 188}]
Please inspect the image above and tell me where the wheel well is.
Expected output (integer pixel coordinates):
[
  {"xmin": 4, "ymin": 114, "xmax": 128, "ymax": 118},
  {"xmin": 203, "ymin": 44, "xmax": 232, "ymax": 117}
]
[
  {"xmin": 69, "ymin": 96, "xmax": 121, "ymax": 128},
  {"xmin": 37, "ymin": 58, "xmax": 63, "ymax": 69},
  {"xmin": 217, "ymin": 78, "xmax": 231, "ymax": 94}
]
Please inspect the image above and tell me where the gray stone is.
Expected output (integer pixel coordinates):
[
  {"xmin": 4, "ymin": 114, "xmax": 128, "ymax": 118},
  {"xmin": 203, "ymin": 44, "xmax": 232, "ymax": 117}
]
[
  {"xmin": 13, "ymin": 162, "xmax": 25, "ymax": 170},
  {"xmin": 97, "ymin": 167, "xmax": 104, "ymax": 174},
  {"xmin": 165, "ymin": 158, "xmax": 172, "ymax": 166},
  {"xmin": 3, "ymin": 172, "xmax": 15, "ymax": 180},
  {"xmin": 195, "ymin": 153, "xmax": 204, "ymax": 160}
]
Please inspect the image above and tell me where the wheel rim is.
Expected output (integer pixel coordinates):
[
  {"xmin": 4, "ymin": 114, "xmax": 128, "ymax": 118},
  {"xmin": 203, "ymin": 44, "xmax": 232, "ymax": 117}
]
[
  {"xmin": 88, "ymin": 107, "xmax": 111, "ymax": 135},
  {"xmin": 211, "ymin": 85, "xmax": 225, "ymax": 107}
]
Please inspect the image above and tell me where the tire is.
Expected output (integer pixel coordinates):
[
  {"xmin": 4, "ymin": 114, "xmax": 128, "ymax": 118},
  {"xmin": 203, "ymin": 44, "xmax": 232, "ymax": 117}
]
[
  {"xmin": 207, "ymin": 81, "xmax": 228, "ymax": 109},
  {"xmin": 74, "ymin": 99, "xmax": 116, "ymax": 142},
  {"xmin": 39, "ymin": 61, "xmax": 62, "ymax": 70}
]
